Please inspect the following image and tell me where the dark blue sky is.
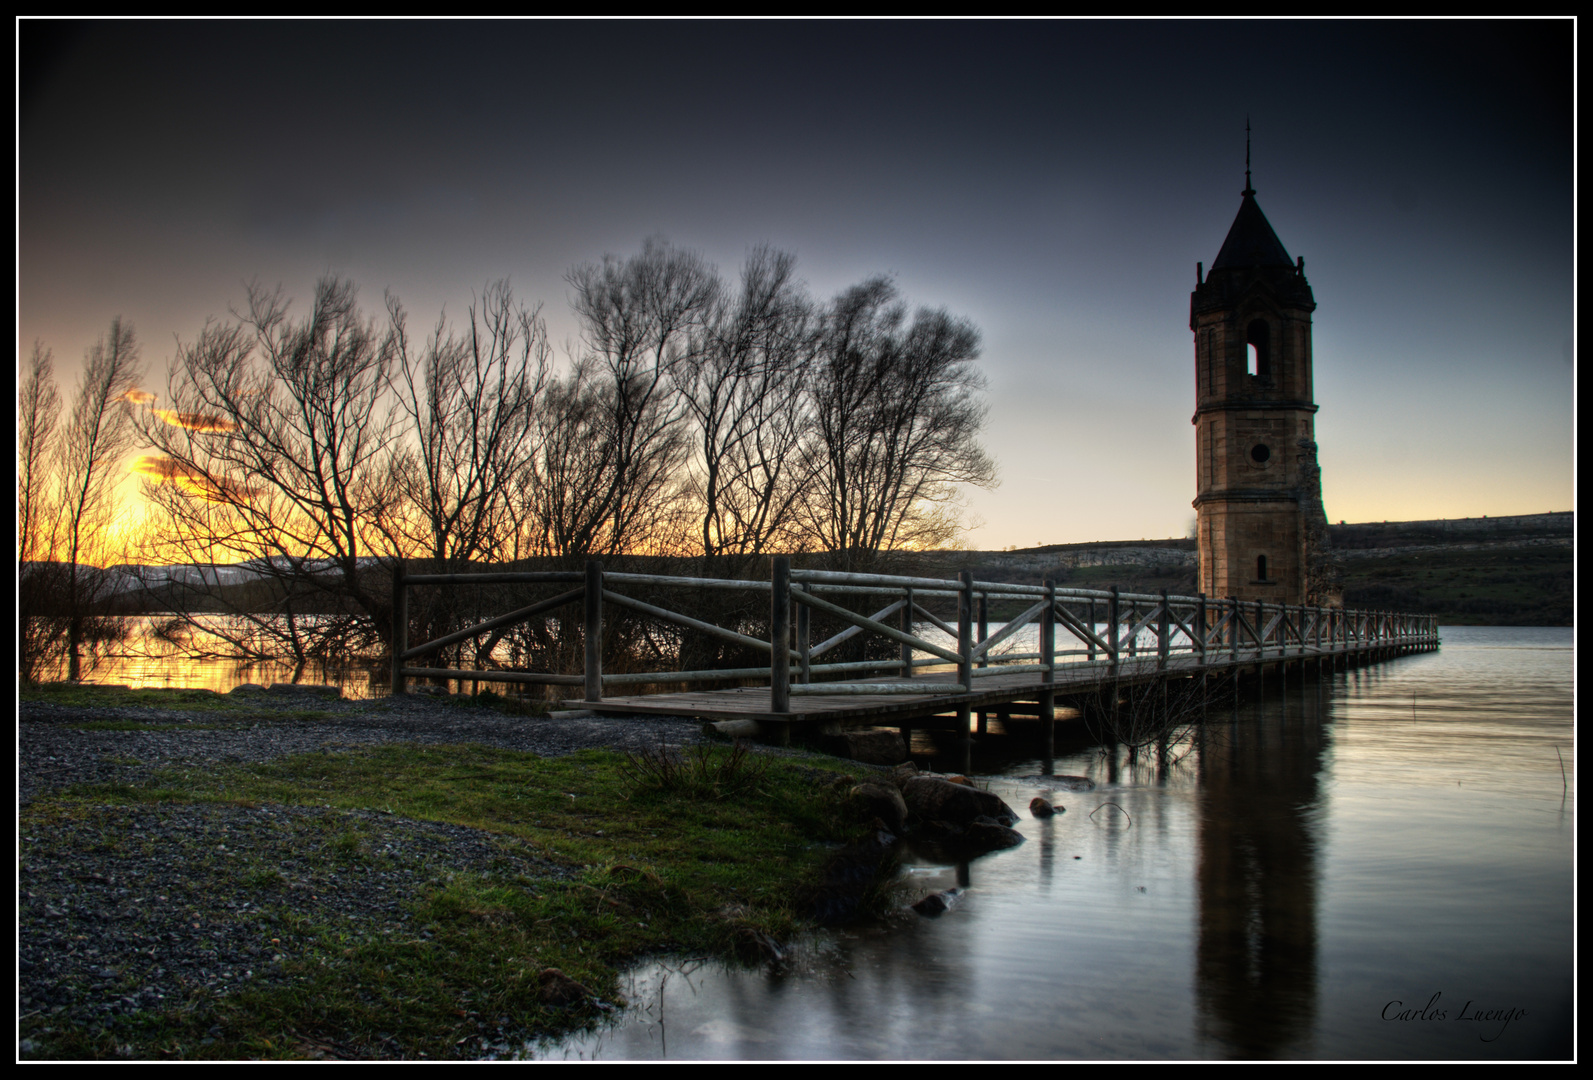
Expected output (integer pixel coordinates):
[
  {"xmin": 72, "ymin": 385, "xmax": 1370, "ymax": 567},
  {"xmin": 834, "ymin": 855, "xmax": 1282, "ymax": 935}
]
[{"xmin": 19, "ymin": 18, "xmax": 1574, "ymax": 546}]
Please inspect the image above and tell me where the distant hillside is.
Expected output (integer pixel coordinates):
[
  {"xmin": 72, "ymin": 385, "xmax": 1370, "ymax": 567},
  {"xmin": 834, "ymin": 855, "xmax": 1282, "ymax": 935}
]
[
  {"xmin": 906, "ymin": 511, "xmax": 1572, "ymax": 626},
  {"xmin": 1327, "ymin": 511, "xmax": 1573, "ymax": 550},
  {"xmin": 48, "ymin": 512, "xmax": 1571, "ymax": 626}
]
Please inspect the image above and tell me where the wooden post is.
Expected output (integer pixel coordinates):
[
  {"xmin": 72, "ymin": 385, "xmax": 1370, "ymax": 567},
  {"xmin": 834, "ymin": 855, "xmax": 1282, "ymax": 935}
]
[
  {"xmin": 1107, "ymin": 586, "xmax": 1120, "ymax": 674},
  {"xmin": 1196, "ymin": 592, "xmax": 1208, "ymax": 666},
  {"xmin": 975, "ymin": 590, "xmax": 989, "ymax": 734},
  {"xmin": 1157, "ymin": 588, "xmax": 1170, "ymax": 671},
  {"xmin": 1087, "ymin": 598, "xmax": 1097, "ymax": 662},
  {"xmin": 771, "ymin": 556, "xmax": 791, "ymax": 714},
  {"xmin": 390, "ymin": 558, "xmax": 408, "ymax": 696},
  {"xmin": 1228, "ymin": 596, "xmax": 1239, "ymax": 666},
  {"xmin": 796, "ymin": 584, "xmax": 811, "ymax": 684},
  {"xmin": 1256, "ymin": 599, "xmax": 1266, "ymax": 696},
  {"xmin": 958, "ymin": 569, "xmax": 974, "ymax": 768},
  {"xmin": 900, "ymin": 587, "xmax": 914, "ymax": 678},
  {"xmin": 1041, "ymin": 576, "xmax": 1056, "ymax": 762},
  {"xmin": 1107, "ymin": 585, "xmax": 1121, "ymax": 736},
  {"xmin": 584, "ymin": 559, "xmax": 603, "ymax": 703},
  {"xmin": 1311, "ymin": 604, "xmax": 1320, "ymax": 678}
]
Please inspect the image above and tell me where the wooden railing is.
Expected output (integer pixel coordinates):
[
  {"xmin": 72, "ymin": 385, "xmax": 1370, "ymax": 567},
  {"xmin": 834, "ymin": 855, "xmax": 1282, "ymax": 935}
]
[{"xmin": 391, "ymin": 557, "xmax": 1441, "ymax": 707}]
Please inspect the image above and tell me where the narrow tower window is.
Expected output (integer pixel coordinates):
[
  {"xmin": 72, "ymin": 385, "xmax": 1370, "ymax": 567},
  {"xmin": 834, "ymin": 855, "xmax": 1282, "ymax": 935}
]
[
  {"xmin": 1257, "ymin": 555, "xmax": 1269, "ymax": 581},
  {"xmin": 1247, "ymin": 343, "xmax": 1258, "ymax": 376},
  {"xmin": 1246, "ymin": 319, "xmax": 1271, "ymax": 382}
]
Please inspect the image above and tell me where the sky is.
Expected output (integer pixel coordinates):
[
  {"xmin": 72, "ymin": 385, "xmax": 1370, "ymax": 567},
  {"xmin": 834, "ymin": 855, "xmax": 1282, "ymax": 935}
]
[{"xmin": 17, "ymin": 18, "xmax": 1576, "ymax": 551}]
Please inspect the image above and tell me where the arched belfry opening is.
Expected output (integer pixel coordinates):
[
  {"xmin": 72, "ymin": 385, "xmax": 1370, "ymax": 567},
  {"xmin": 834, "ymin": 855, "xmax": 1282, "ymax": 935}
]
[
  {"xmin": 1246, "ymin": 319, "xmax": 1271, "ymax": 382},
  {"xmin": 1190, "ymin": 143, "xmax": 1338, "ymax": 607}
]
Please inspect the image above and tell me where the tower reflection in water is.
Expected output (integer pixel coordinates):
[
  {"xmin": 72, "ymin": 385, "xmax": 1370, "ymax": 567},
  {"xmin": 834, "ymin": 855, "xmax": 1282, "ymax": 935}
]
[{"xmin": 1196, "ymin": 670, "xmax": 1327, "ymax": 1057}]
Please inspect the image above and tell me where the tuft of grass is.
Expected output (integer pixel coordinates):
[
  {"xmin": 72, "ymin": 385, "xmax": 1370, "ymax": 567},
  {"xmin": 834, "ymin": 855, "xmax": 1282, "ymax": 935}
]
[
  {"xmin": 619, "ymin": 737, "xmax": 769, "ymax": 801},
  {"xmin": 21, "ymin": 741, "xmax": 870, "ymax": 1061},
  {"xmin": 245, "ymin": 867, "xmax": 286, "ymax": 890}
]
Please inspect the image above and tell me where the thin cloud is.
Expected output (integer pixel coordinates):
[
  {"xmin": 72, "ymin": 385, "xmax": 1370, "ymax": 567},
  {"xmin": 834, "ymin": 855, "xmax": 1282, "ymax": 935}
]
[
  {"xmin": 154, "ymin": 409, "xmax": 238, "ymax": 432},
  {"xmin": 121, "ymin": 388, "xmax": 157, "ymax": 404},
  {"xmin": 130, "ymin": 454, "xmax": 258, "ymax": 503}
]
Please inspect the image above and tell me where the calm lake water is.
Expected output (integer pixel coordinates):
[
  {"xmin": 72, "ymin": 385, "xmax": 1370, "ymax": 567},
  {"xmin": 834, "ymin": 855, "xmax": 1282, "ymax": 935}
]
[
  {"xmin": 35, "ymin": 619, "xmax": 391, "ymax": 699},
  {"xmin": 530, "ymin": 625, "xmax": 1574, "ymax": 1061},
  {"xmin": 44, "ymin": 622, "xmax": 1574, "ymax": 1059}
]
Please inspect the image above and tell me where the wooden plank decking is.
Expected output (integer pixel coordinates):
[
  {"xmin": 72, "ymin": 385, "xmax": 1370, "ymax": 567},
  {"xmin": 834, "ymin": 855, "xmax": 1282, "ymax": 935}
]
[{"xmin": 575, "ymin": 642, "xmax": 1400, "ymax": 728}]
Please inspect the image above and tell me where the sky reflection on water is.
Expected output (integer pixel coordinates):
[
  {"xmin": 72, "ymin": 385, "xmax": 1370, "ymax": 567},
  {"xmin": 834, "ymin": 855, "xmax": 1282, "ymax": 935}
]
[{"xmin": 533, "ymin": 626, "xmax": 1573, "ymax": 1061}]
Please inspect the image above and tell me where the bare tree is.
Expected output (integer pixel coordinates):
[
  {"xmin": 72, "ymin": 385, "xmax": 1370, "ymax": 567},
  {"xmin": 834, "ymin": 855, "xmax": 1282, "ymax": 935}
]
[
  {"xmin": 18, "ymin": 341, "xmax": 68, "ymax": 682},
  {"xmin": 19, "ymin": 340, "xmax": 61, "ymax": 565},
  {"xmin": 135, "ymin": 278, "xmax": 402, "ymax": 668},
  {"xmin": 55, "ymin": 319, "xmax": 143, "ymax": 679},
  {"xmin": 799, "ymin": 278, "xmax": 996, "ymax": 571},
  {"xmin": 679, "ymin": 245, "xmax": 816, "ymax": 578},
  {"xmin": 566, "ymin": 237, "xmax": 717, "ymax": 555},
  {"xmin": 385, "ymin": 281, "xmax": 550, "ymax": 568},
  {"xmin": 505, "ymin": 358, "xmax": 620, "ymax": 563},
  {"xmin": 382, "ymin": 282, "xmax": 552, "ymax": 669}
]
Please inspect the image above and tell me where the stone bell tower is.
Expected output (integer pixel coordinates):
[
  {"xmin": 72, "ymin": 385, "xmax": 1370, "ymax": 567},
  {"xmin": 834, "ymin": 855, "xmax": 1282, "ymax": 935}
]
[{"xmin": 1190, "ymin": 138, "xmax": 1338, "ymax": 607}]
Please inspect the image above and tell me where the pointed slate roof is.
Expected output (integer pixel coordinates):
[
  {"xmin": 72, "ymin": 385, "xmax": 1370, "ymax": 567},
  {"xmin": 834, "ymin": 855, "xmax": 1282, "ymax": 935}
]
[{"xmin": 1210, "ymin": 189, "xmax": 1294, "ymax": 271}]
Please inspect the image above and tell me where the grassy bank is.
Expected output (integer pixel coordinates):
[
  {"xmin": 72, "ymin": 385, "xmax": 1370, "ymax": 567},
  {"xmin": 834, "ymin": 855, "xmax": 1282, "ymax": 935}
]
[{"xmin": 19, "ymin": 707, "xmax": 874, "ymax": 1060}]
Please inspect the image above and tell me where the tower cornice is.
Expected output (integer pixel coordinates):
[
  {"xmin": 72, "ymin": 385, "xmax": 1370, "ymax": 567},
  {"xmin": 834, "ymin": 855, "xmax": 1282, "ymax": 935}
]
[
  {"xmin": 1193, "ymin": 490, "xmax": 1305, "ymax": 508},
  {"xmin": 1194, "ymin": 401, "xmax": 1319, "ymax": 418}
]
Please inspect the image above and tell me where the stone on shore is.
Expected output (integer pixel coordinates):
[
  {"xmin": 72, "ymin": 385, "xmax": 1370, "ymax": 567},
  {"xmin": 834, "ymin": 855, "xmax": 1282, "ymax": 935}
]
[
  {"xmin": 848, "ymin": 782, "xmax": 909, "ymax": 834},
  {"xmin": 901, "ymin": 775, "xmax": 1018, "ymax": 827},
  {"xmin": 888, "ymin": 761, "xmax": 919, "ymax": 790}
]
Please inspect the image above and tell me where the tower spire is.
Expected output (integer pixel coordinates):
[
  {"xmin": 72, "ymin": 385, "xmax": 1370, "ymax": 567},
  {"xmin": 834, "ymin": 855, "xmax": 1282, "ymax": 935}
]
[{"xmin": 1243, "ymin": 117, "xmax": 1254, "ymax": 197}]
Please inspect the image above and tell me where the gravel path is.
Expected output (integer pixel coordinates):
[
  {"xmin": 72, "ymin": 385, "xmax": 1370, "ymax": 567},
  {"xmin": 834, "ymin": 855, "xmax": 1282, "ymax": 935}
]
[{"xmin": 16, "ymin": 689, "xmax": 741, "ymax": 1057}]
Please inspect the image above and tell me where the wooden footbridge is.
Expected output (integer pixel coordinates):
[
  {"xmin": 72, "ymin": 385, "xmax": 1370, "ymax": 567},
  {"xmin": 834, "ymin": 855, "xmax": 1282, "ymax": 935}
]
[{"xmin": 391, "ymin": 558, "xmax": 1438, "ymax": 757}]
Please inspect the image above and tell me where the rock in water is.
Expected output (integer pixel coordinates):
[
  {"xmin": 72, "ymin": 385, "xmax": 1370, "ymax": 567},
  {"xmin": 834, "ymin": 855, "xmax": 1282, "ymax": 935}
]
[
  {"xmin": 1030, "ymin": 796, "xmax": 1060, "ymax": 817},
  {"xmin": 911, "ymin": 888, "xmax": 962, "ymax": 916},
  {"xmin": 901, "ymin": 776, "xmax": 1019, "ymax": 826}
]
